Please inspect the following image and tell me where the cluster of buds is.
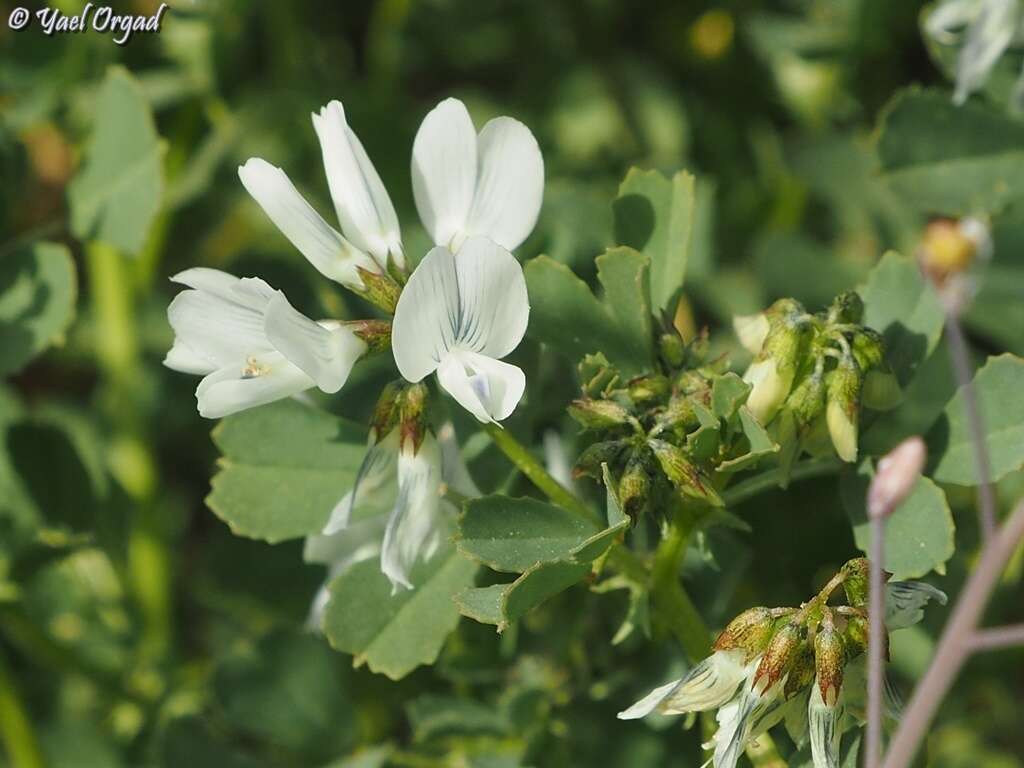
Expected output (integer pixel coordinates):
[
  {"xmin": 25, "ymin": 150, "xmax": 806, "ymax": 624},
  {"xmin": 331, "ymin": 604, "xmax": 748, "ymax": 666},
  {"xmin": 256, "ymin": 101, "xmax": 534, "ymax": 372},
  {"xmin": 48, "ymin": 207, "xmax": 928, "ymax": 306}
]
[
  {"xmin": 569, "ymin": 332, "xmax": 735, "ymax": 519},
  {"xmin": 619, "ymin": 558, "xmax": 947, "ymax": 768},
  {"xmin": 736, "ymin": 291, "xmax": 900, "ymax": 472}
]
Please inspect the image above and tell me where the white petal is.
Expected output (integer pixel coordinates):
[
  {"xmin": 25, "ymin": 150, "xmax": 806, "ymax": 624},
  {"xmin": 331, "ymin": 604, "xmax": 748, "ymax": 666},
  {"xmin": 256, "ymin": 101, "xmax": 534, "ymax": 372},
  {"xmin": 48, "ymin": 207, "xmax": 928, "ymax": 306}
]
[
  {"xmin": 170, "ymin": 267, "xmax": 247, "ymax": 298},
  {"xmin": 380, "ymin": 434, "xmax": 444, "ymax": 591},
  {"xmin": 312, "ymin": 101, "xmax": 404, "ymax": 268},
  {"xmin": 617, "ymin": 680, "xmax": 679, "ymax": 720},
  {"xmin": 926, "ymin": 0, "xmax": 981, "ymax": 43},
  {"xmin": 164, "ymin": 339, "xmax": 216, "ymax": 375},
  {"xmin": 304, "ymin": 514, "xmax": 387, "ymax": 568},
  {"xmin": 885, "ymin": 581, "xmax": 948, "ymax": 630},
  {"xmin": 452, "ymin": 237, "xmax": 530, "ymax": 358},
  {"xmin": 464, "ymin": 117, "xmax": 544, "ymax": 251},
  {"xmin": 195, "ymin": 353, "xmax": 313, "ymax": 419},
  {"xmin": 661, "ymin": 650, "xmax": 747, "ymax": 715},
  {"xmin": 713, "ymin": 689, "xmax": 759, "ymax": 768},
  {"xmin": 808, "ymin": 682, "xmax": 843, "ymax": 768},
  {"xmin": 392, "ymin": 246, "xmax": 460, "ymax": 382},
  {"xmin": 263, "ymin": 294, "xmax": 366, "ymax": 393},
  {"xmin": 322, "ymin": 430, "xmax": 401, "ymax": 535},
  {"xmin": 238, "ymin": 158, "xmax": 378, "ymax": 289},
  {"xmin": 954, "ymin": 0, "xmax": 1017, "ymax": 103},
  {"xmin": 437, "ymin": 422, "xmax": 481, "ymax": 497},
  {"xmin": 733, "ymin": 313, "xmax": 770, "ymax": 354},
  {"xmin": 412, "ymin": 98, "xmax": 478, "ymax": 249},
  {"xmin": 436, "ymin": 350, "xmax": 526, "ymax": 424},
  {"xmin": 167, "ymin": 286, "xmax": 273, "ymax": 370}
]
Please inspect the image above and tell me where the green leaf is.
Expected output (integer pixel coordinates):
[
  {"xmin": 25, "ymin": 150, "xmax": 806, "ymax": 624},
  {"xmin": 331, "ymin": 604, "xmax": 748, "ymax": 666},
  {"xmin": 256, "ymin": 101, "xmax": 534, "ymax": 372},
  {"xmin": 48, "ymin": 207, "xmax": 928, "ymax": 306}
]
[
  {"xmin": 859, "ymin": 251, "xmax": 944, "ymax": 384},
  {"xmin": 208, "ymin": 400, "xmax": 366, "ymax": 543},
  {"xmin": 406, "ymin": 694, "xmax": 511, "ymax": 742},
  {"xmin": 718, "ymin": 406, "xmax": 779, "ymax": 473},
  {"xmin": 68, "ymin": 66, "xmax": 164, "ymax": 254},
  {"xmin": 323, "ymin": 544, "xmax": 477, "ymax": 680},
  {"xmin": 0, "ymin": 243, "xmax": 76, "ymax": 376},
  {"xmin": 686, "ymin": 401, "xmax": 721, "ymax": 463},
  {"xmin": 930, "ymin": 354, "xmax": 1024, "ymax": 485},
  {"xmin": 158, "ymin": 717, "xmax": 273, "ymax": 768},
  {"xmin": 613, "ymin": 168, "xmax": 695, "ymax": 312},
  {"xmin": 213, "ymin": 630, "xmax": 355, "ymax": 755},
  {"xmin": 711, "ymin": 373, "xmax": 751, "ymax": 421},
  {"xmin": 877, "ymin": 88, "xmax": 1024, "ymax": 215},
  {"xmin": 595, "ymin": 247, "xmax": 653, "ymax": 363},
  {"xmin": 502, "ymin": 560, "xmax": 591, "ymax": 623},
  {"xmin": 457, "ymin": 496, "xmax": 598, "ymax": 573},
  {"xmin": 841, "ymin": 464, "xmax": 954, "ymax": 579},
  {"xmin": 455, "ymin": 584, "xmax": 508, "ymax": 626},
  {"xmin": 524, "ymin": 255, "xmax": 651, "ymax": 376}
]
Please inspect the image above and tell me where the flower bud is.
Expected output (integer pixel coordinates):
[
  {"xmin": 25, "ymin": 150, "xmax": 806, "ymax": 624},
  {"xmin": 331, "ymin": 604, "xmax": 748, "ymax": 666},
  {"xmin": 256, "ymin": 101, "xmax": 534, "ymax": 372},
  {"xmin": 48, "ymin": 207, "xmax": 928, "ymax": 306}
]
[
  {"xmin": 733, "ymin": 312, "xmax": 770, "ymax": 354},
  {"xmin": 744, "ymin": 316, "xmax": 809, "ymax": 424},
  {"xmin": 868, "ymin": 437, "xmax": 926, "ymax": 520},
  {"xmin": 618, "ymin": 454, "xmax": 651, "ymax": 519},
  {"xmin": 568, "ymin": 398, "xmax": 632, "ymax": 430},
  {"xmin": 785, "ymin": 366, "xmax": 827, "ymax": 430},
  {"xmin": 825, "ymin": 357, "xmax": 861, "ymax": 462},
  {"xmin": 578, "ymin": 353, "xmax": 619, "ymax": 397},
  {"xmin": 841, "ymin": 612, "xmax": 869, "ymax": 658},
  {"xmin": 370, "ymin": 381, "xmax": 404, "ymax": 440},
  {"xmin": 652, "ymin": 395, "xmax": 699, "ymax": 436},
  {"xmin": 827, "ymin": 291, "xmax": 864, "ymax": 325},
  {"xmin": 713, "ymin": 607, "xmax": 776, "ymax": 662},
  {"xmin": 648, "ymin": 439, "xmax": 724, "ymax": 507},
  {"xmin": 840, "ymin": 558, "xmax": 890, "ymax": 607},
  {"xmin": 753, "ymin": 621, "xmax": 806, "ymax": 694},
  {"xmin": 627, "ymin": 375, "xmax": 670, "ymax": 405},
  {"xmin": 784, "ymin": 644, "xmax": 816, "ymax": 700},
  {"xmin": 572, "ymin": 440, "xmax": 627, "ymax": 480},
  {"xmin": 399, "ymin": 382, "xmax": 429, "ymax": 452},
  {"xmin": 814, "ymin": 618, "xmax": 845, "ymax": 707},
  {"xmin": 862, "ymin": 369, "xmax": 902, "ymax": 411},
  {"xmin": 659, "ymin": 333, "xmax": 686, "ymax": 368}
]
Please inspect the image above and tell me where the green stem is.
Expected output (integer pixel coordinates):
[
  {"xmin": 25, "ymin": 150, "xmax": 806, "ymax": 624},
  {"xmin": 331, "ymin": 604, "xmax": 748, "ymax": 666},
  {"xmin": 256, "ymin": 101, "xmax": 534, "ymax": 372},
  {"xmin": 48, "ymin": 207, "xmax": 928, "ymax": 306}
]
[
  {"xmin": 722, "ymin": 456, "xmax": 841, "ymax": 508},
  {"xmin": 0, "ymin": 650, "xmax": 45, "ymax": 768},
  {"xmin": 650, "ymin": 515, "xmax": 712, "ymax": 660}
]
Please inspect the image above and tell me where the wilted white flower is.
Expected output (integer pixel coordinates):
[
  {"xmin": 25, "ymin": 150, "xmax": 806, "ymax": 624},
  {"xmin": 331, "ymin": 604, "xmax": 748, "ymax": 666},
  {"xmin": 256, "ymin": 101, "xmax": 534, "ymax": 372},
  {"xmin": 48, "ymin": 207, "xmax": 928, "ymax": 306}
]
[
  {"xmin": 412, "ymin": 97, "xmax": 544, "ymax": 253},
  {"xmin": 164, "ymin": 268, "xmax": 366, "ymax": 418},
  {"xmin": 392, "ymin": 236, "xmax": 530, "ymax": 423}
]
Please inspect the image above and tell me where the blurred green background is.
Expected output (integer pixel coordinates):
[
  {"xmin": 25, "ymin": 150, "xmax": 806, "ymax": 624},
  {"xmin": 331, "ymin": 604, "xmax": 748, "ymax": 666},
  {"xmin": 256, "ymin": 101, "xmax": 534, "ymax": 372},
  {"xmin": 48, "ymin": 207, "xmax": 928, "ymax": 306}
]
[{"xmin": 1, "ymin": 0, "xmax": 1022, "ymax": 766}]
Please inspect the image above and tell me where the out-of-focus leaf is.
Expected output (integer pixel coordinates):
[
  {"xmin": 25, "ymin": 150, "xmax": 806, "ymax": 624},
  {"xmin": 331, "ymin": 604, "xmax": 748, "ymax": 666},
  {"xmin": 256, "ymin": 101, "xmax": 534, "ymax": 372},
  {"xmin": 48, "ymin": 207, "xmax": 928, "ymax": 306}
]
[
  {"xmin": 841, "ymin": 463, "xmax": 954, "ymax": 579},
  {"xmin": 158, "ymin": 717, "xmax": 274, "ymax": 768},
  {"xmin": 524, "ymin": 254, "xmax": 652, "ymax": 375},
  {"xmin": 859, "ymin": 251, "xmax": 944, "ymax": 384},
  {"xmin": 208, "ymin": 400, "xmax": 366, "ymax": 543},
  {"xmin": 614, "ymin": 168, "xmax": 695, "ymax": 314},
  {"xmin": 0, "ymin": 242, "xmax": 76, "ymax": 376},
  {"xmin": 68, "ymin": 67, "xmax": 164, "ymax": 254},
  {"xmin": 930, "ymin": 354, "xmax": 1024, "ymax": 485},
  {"xmin": 877, "ymin": 88, "xmax": 1024, "ymax": 215},
  {"xmin": 406, "ymin": 694, "xmax": 511, "ymax": 742},
  {"xmin": 753, "ymin": 232, "xmax": 868, "ymax": 309},
  {"xmin": 322, "ymin": 543, "xmax": 477, "ymax": 680},
  {"xmin": 213, "ymin": 630, "xmax": 355, "ymax": 755}
]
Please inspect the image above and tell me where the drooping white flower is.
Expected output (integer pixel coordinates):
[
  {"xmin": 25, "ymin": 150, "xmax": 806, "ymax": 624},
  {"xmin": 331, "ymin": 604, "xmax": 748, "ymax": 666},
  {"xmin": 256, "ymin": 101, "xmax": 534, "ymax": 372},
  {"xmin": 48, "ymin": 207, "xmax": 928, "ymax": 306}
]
[
  {"xmin": 617, "ymin": 650, "xmax": 748, "ymax": 720},
  {"xmin": 808, "ymin": 680, "xmax": 844, "ymax": 768},
  {"xmin": 412, "ymin": 97, "xmax": 544, "ymax": 253},
  {"xmin": 885, "ymin": 580, "xmax": 948, "ymax": 630},
  {"xmin": 391, "ymin": 237, "xmax": 529, "ymax": 424},
  {"xmin": 165, "ymin": 268, "xmax": 366, "ymax": 418}
]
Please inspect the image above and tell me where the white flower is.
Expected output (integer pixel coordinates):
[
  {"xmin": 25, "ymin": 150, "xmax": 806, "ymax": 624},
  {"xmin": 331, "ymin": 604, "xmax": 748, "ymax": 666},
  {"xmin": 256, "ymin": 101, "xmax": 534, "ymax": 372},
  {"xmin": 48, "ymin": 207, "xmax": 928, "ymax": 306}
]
[
  {"xmin": 164, "ymin": 268, "xmax": 366, "ymax": 419},
  {"xmin": 733, "ymin": 312, "xmax": 770, "ymax": 354},
  {"xmin": 305, "ymin": 429, "xmax": 445, "ymax": 594},
  {"xmin": 392, "ymin": 237, "xmax": 529, "ymax": 424},
  {"xmin": 808, "ymin": 680, "xmax": 844, "ymax": 768},
  {"xmin": 617, "ymin": 650, "xmax": 748, "ymax": 720},
  {"xmin": 238, "ymin": 99, "xmax": 403, "ymax": 293},
  {"xmin": 743, "ymin": 357, "xmax": 790, "ymax": 424},
  {"xmin": 885, "ymin": 580, "xmax": 948, "ymax": 630},
  {"xmin": 412, "ymin": 97, "xmax": 544, "ymax": 253}
]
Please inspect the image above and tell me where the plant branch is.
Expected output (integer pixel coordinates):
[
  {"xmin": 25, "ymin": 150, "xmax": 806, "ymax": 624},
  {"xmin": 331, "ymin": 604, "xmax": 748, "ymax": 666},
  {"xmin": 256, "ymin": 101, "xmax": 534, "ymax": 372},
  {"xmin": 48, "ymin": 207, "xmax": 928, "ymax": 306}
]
[
  {"xmin": 651, "ymin": 515, "xmax": 712, "ymax": 660},
  {"xmin": 865, "ymin": 512, "xmax": 887, "ymax": 768},
  {"xmin": 882, "ymin": 500, "xmax": 1024, "ymax": 768},
  {"xmin": 721, "ymin": 457, "xmax": 841, "ymax": 507},
  {"xmin": 968, "ymin": 623, "xmax": 1024, "ymax": 652},
  {"xmin": 943, "ymin": 313, "xmax": 997, "ymax": 541}
]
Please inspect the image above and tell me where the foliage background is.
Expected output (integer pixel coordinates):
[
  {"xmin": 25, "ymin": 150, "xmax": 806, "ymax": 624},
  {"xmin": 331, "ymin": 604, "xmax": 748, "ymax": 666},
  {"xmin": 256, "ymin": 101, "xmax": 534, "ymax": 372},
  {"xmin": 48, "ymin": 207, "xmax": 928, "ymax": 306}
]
[{"xmin": 1, "ymin": 0, "xmax": 1022, "ymax": 766}]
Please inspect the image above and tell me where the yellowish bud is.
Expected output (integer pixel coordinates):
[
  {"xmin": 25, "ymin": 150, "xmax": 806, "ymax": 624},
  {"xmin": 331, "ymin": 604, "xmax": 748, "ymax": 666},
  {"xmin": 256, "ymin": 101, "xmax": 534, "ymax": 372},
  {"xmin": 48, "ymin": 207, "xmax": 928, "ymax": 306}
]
[{"xmin": 868, "ymin": 436, "xmax": 926, "ymax": 520}]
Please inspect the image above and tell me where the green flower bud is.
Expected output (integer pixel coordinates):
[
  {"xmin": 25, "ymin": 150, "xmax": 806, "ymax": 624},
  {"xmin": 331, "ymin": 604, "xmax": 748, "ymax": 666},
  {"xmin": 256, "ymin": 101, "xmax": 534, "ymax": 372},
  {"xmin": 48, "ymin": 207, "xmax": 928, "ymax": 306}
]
[
  {"xmin": 754, "ymin": 621, "xmax": 806, "ymax": 694},
  {"xmin": 648, "ymin": 439, "xmax": 724, "ymax": 507},
  {"xmin": 370, "ymin": 381, "xmax": 405, "ymax": 439},
  {"xmin": 572, "ymin": 440, "xmax": 627, "ymax": 480},
  {"xmin": 399, "ymin": 383, "xmax": 429, "ymax": 452},
  {"xmin": 659, "ymin": 333, "xmax": 686, "ymax": 368},
  {"xmin": 568, "ymin": 398, "xmax": 632, "ymax": 430},
  {"xmin": 814, "ymin": 618, "xmax": 846, "ymax": 707},
  {"xmin": 840, "ymin": 558, "xmax": 889, "ymax": 607},
  {"xmin": 841, "ymin": 612, "xmax": 869, "ymax": 658},
  {"xmin": 618, "ymin": 454, "xmax": 651, "ymax": 519},
  {"xmin": 850, "ymin": 329, "xmax": 884, "ymax": 371},
  {"xmin": 784, "ymin": 644, "xmax": 816, "ymax": 700},
  {"xmin": 744, "ymin": 316, "xmax": 809, "ymax": 425},
  {"xmin": 827, "ymin": 291, "xmax": 864, "ymax": 325},
  {"xmin": 713, "ymin": 607, "xmax": 777, "ymax": 662},
  {"xmin": 652, "ymin": 395, "xmax": 699, "ymax": 436},
  {"xmin": 786, "ymin": 366, "xmax": 827, "ymax": 430},
  {"xmin": 578, "ymin": 353, "xmax": 619, "ymax": 397},
  {"xmin": 345, "ymin": 319, "xmax": 393, "ymax": 353},
  {"xmin": 733, "ymin": 312, "xmax": 770, "ymax": 354},
  {"xmin": 356, "ymin": 266, "xmax": 402, "ymax": 314},
  {"xmin": 627, "ymin": 375, "xmax": 670, "ymax": 405},
  {"xmin": 825, "ymin": 357, "xmax": 861, "ymax": 463}
]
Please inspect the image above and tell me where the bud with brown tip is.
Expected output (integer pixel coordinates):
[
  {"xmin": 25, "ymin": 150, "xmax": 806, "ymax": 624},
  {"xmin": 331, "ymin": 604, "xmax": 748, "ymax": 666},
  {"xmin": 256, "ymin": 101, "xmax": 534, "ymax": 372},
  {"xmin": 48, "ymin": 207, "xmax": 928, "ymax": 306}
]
[
  {"xmin": 868, "ymin": 436, "xmax": 926, "ymax": 520},
  {"xmin": 814, "ymin": 615, "xmax": 846, "ymax": 707},
  {"xmin": 568, "ymin": 398, "xmax": 632, "ymax": 430},
  {"xmin": 753, "ymin": 621, "xmax": 806, "ymax": 694},
  {"xmin": 573, "ymin": 440, "xmax": 627, "ymax": 480},
  {"xmin": 648, "ymin": 439, "xmax": 724, "ymax": 507},
  {"xmin": 713, "ymin": 607, "xmax": 776, "ymax": 662}
]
